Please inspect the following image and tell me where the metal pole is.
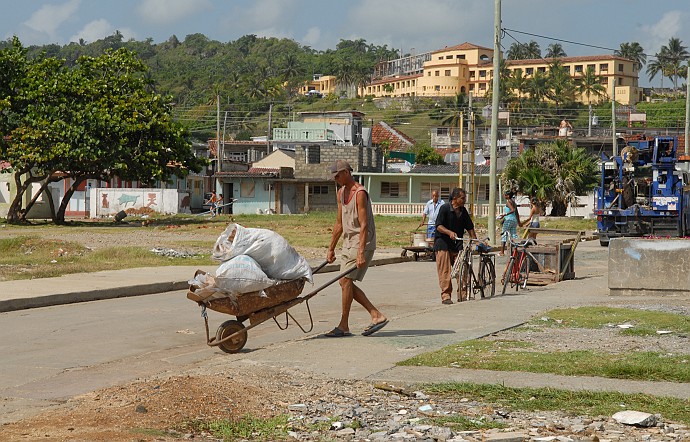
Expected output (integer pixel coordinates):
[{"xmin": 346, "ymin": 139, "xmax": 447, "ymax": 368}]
[
  {"xmin": 459, "ymin": 114, "xmax": 464, "ymax": 186},
  {"xmin": 685, "ymin": 60, "xmax": 690, "ymax": 155},
  {"xmin": 612, "ymin": 82, "xmax": 617, "ymax": 156},
  {"xmin": 488, "ymin": 0, "xmax": 501, "ymax": 245},
  {"xmin": 216, "ymin": 94, "xmax": 221, "ymax": 193}
]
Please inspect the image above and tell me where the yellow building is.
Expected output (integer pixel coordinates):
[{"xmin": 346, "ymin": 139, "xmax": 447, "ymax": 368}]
[
  {"xmin": 298, "ymin": 74, "xmax": 338, "ymax": 96},
  {"xmin": 359, "ymin": 42, "xmax": 642, "ymax": 105}
]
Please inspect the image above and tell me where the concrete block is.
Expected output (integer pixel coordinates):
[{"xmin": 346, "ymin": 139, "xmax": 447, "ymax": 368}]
[{"xmin": 608, "ymin": 238, "xmax": 690, "ymax": 296}]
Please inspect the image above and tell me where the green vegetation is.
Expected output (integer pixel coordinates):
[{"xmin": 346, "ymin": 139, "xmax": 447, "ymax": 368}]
[
  {"xmin": 401, "ymin": 339, "xmax": 690, "ymax": 383},
  {"xmin": 180, "ymin": 415, "xmax": 289, "ymax": 441},
  {"xmin": 399, "ymin": 307, "xmax": 690, "ymax": 383},
  {"xmin": 423, "ymin": 383, "xmax": 690, "ymax": 426},
  {"xmin": 531, "ymin": 306, "xmax": 690, "ymax": 336}
]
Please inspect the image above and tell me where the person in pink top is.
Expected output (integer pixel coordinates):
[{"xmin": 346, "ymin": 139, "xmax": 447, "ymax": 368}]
[{"xmin": 324, "ymin": 160, "xmax": 388, "ymax": 338}]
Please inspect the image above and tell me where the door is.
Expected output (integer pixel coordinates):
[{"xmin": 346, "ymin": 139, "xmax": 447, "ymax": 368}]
[
  {"xmin": 222, "ymin": 183, "xmax": 233, "ymax": 214},
  {"xmin": 281, "ymin": 183, "xmax": 296, "ymax": 214}
]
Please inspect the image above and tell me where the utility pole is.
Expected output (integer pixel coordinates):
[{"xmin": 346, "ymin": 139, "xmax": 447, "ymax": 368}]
[
  {"xmin": 685, "ymin": 60, "xmax": 690, "ymax": 155},
  {"xmin": 267, "ymin": 102, "xmax": 273, "ymax": 156},
  {"xmin": 588, "ymin": 103, "xmax": 593, "ymax": 137},
  {"xmin": 488, "ymin": 0, "xmax": 501, "ymax": 245},
  {"xmin": 216, "ymin": 94, "xmax": 221, "ymax": 193},
  {"xmin": 458, "ymin": 114, "xmax": 464, "ymax": 186}
]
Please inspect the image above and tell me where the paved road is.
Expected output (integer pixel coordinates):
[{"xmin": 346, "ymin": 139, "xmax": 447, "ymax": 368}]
[{"xmin": 2, "ymin": 240, "xmax": 688, "ymax": 425}]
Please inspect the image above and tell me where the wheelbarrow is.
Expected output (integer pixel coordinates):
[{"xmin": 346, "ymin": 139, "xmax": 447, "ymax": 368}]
[{"xmin": 187, "ymin": 261, "xmax": 355, "ymax": 353}]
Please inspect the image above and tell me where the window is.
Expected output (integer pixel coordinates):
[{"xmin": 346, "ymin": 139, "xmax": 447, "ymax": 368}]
[
  {"xmin": 434, "ymin": 85, "xmax": 440, "ymax": 91},
  {"xmin": 420, "ymin": 182, "xmax": 451, "ymax": 202},
  {"xmin": 618, "ymin": 63, "xmax": 624, "ymax": 72},
  {"xmin": 436, "ymin": 127, "xmax": 449, "ymax": 136},
  {"xmin": 381, "ymin": 181, "xmax": 408, "ymax": 198},
  {"xmin": 446, "ymin": 55, "xmax": 453, "ymax": 59},
  {"xmin": 435, "ymin": 70, "xmax": 440, "ymax": 76},
  {"xmin": 600, "ymin": 77, "xmax": 608, "ymax": 85},
  {"xmin": 525, "ymin": 67, "xmax": 534, "ymax": 75},
  {"xmin": 308, "ymin": 185, "xmax": 329, "ymax": 195},
  {"xmin": 618, "ymin": 78, "xmax": 623, "ymax": 86},
  {"xmin": 479, "ymin": 83, "xmax": 486, "ymax": 90},
  {"xmin": 469, "ymin": 71, "xmax": 475, "ymax": 78},
  {"xmin": 587, "ymin": 64, "xmax": 595, "ymax": 71},
  {"xmin": 457, "ymin": 54, "xmax": 465, "ymax": 59},
  {"xmin": 537, "ymin": 67, "xmax": 546, "ymax": 73},
  {"xmin": 574, "ymin": 65, "xmax": 583, "ymax": 73},
  {"xmin": 445, "ymin": 69, "xmax": 451, "ymax": 76},
  {"xmin": 479, "ymin": 70, "xmax": 486, "ymax": 78},
  {"xmin": 306, "ymin": 145, "xmax": 320, "ymax": 164},
  {"xmin": 599, "ymin": 63, "xmax": 608, "ymax": 71},
  {"xmin": 240, "ymin": 180, "xmax": 255, "ymax": 198}
]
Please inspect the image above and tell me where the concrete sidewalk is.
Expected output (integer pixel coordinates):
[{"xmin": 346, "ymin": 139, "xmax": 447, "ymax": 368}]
[{"xmin": 0, "ymin": 251, "xmax": 406, "ymax": 312}]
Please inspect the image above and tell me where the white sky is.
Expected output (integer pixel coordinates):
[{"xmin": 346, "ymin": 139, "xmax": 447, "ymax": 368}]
[{"xmin": 2, "ymin": 0, "xmax": 689, "ymax": 87}]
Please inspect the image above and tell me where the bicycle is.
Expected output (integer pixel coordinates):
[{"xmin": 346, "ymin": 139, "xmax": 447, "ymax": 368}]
[
  {"xmin": 500, "ymin": 237, "xmax": 537, "ymax": 295},
  {"xmin": 450, "ymin": 238, "xmax": 496, "ymax": 300}
]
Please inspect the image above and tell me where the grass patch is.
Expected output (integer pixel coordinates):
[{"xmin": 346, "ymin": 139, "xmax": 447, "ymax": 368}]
[
  {"xmin": 400, "ymin": 307, "xmax": 690, "ymax": 383},
  {"xmin": 181, "ymin": 415, "xmax": 289, "ymax": 441},
  {"xmin": 423, "ymin": 414, "xmax": 506, "ymax": 431},
  {"xmin": 0, "ymin": 236, "xmax": 213, "ymax": 281},
  {"xmin": 533, "ymin": 306, "xmax": 690, "ymax": 336},
  {"xmin": 400, "ymin": 339, "xmax": 690, "ymax": 383},
  {"xmin": 423, "ymin": 383, "xmax": 690, "ymax": 426}
]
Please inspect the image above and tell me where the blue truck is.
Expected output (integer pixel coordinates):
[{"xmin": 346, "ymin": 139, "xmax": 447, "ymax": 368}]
[{"xmin": 594, "ymin": 136, "xmax": 690, "ymax": 246}]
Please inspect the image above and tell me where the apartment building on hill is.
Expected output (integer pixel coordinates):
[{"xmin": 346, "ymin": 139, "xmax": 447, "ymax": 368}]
[{"xmin": 359, "ymin": 42, "xmax": 642, "ymax": 105}]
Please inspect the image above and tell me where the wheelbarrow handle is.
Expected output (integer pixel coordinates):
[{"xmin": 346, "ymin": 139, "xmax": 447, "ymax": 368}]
[
  {"xmin": 312, "ymin": 260, "xmax": 329, "ymax": 275},
  {"xmin": 303, "ymin": 265, "xmax": 357, "ymax": 300}
]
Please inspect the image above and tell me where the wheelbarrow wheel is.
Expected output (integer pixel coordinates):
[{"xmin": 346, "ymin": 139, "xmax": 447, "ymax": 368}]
[{"xmin": 215, "ymin": 320, "xmax": 248, "ymax": 354}]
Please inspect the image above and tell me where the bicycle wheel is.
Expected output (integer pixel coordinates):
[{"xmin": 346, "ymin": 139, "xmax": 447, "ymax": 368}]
[
  {"xmin": 480, "ymin": 257, "xmax": 496, "ymax": 298},
  {"xmin": 518, "ymin": 255, "xmax": 530, "ymax": 289},
  {"xmin": 469, "ymin": 263, "xmax": 483, "ymax": 300},
  {"xmin": 501, "ymin": 257, "xmax": 513, "ymax": 295},
  {"xmin": 458, "ymin": 260, "xmax": 473, "ymax": 301}
]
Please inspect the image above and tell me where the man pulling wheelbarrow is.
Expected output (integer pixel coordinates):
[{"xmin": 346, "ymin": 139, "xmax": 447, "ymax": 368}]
[{"xmin": 325, "ymin": 160, "xmax": 389, "ymax": 338}]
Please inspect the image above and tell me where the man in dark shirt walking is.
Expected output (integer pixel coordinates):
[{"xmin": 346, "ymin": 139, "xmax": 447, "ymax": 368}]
[{"xmin": 434, "ymin": 187, "xmax": 477, "ymax": 304}]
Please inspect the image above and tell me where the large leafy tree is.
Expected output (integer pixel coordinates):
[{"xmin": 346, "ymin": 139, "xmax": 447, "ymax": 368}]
[
  {"xmin": 2, "ymin": 44, "xmax": 205, "ymax": 223},
  {"xmin": 501, "ymin": 140, "xmax": 598, "ymax": 216}
]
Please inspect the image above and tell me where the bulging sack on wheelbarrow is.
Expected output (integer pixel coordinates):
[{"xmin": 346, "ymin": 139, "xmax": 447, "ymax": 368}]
[
  {"xmin": 212, "ymin": 223, "xmax": 313, "ymax": 282},
  {"xmin": 215, "ymin": 254, "xmax": 276, "ymax": 295}
]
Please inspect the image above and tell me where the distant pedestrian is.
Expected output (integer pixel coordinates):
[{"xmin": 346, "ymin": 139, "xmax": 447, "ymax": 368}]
[
  {"xmin": 559, "ymin": 119, "xmax": 572, "ymax": 137},
  {"xmin": 521, "ymin": 197, "xmax": 541, "ymax": 242},
  {"xmin": 215, "ymin": 194, "xmax": 223, "ymax": 215},
  {"xmin": 206, "ymin": 192, "xmax": 218, "ymax": 217},
  {"xmin": 419, "ymin": 190, "xmax": 444, "ymax": 239},
  {"xmin": 498, "ymin": 190, "xmax": 520, "ymax": 256}
]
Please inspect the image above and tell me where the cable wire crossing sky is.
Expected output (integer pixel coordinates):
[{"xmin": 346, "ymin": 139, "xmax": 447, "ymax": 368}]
[{"xmin": 2, "ymin": 0, "xmax": 689, "ymax": 86}]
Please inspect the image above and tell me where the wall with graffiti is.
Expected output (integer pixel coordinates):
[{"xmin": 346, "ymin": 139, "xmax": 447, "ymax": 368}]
[{"xmin": 88, "ymin": 188, "xmax": 191, "ymax": 218}]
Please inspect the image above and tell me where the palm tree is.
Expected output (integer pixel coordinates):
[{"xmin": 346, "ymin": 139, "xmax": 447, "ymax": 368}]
[
  {"xmin": 647, "ymin": 52, "xmax": 667, "ymax": 88},
  {"xmin": 547, "ymin": 60, "xmax": 576, "ymax": 109},
  {"xmin": 577, "ymin": 66, "xmax": 607, "ymax": 104},
  {"xmin": 526, "ymin": 70, "xmax": 550, "ymax": 102},
  {"xmin": 615, "ymin": 42, "xmax": 646, "ymax": 71},
  {"xmin": 506, "ymin": 40, "xmax": 540, "ymax": 60},
  {"xmin": 545, "ymin": 43, "xmax": 566, "ymax": 58},
  {"xmin": 506, "ymin": 42, "xmax": 526, "ymax": 60},
  {"xmin": 507, "ymin": 68, "xmax": 528, "ymax": 109},
  {"xmin": 334, "ymin": 59, "xmax": 356, "ymax": 97},
  {"xmin": 661, "ymin": 37, "xmax": 689, "ymax": 90}
]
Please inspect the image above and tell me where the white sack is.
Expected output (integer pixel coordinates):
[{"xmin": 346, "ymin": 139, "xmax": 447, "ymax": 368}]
[
  {"xmin": 213, "ymin": 223, "xmax": 313, "ymax": 282},
  {"xmin": 214, "ymin": 254, "xmax": 276, "ymax": 294}
]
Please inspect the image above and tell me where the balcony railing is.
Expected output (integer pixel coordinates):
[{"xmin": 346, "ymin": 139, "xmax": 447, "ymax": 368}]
[{"xmin": 372, "ymin": 203, "xmax": 506, "ymax": 217}]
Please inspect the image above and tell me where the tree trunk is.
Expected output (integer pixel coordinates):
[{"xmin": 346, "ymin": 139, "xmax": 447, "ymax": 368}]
[
  {"xmin": 55, "ymin": 175, "xmax": 93, "ymax": 224},
  {"xmin": 549, "ymin": 199, "xmax": 567, "ymax": 217},
  {"xmin": 22, "ymin": 176, "xmax": 59, "ymax": 223},
  {"xmin": 6, "ymin": 170, "xmax": 45, "ymax": 224}
]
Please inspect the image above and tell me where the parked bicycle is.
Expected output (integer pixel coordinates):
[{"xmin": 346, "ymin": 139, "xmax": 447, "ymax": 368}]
[
  {"xmin": 500, "ymin": 237, "xmax": 537, "ymax": 295},
  {"xmin": 450, "ymin": 238, "xmax": 496, "ymax": 300}
]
